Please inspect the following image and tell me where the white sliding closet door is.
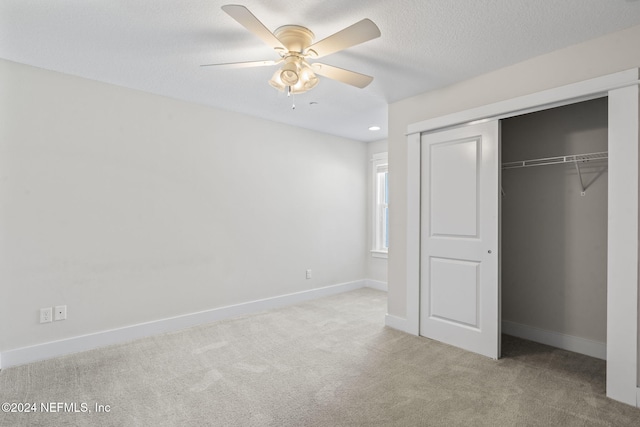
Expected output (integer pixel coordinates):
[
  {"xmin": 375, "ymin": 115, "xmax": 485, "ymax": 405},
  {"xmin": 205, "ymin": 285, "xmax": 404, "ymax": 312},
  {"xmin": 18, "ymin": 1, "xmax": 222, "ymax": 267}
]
[{"xmin": 420, "ymin": 120, "xmax": 501, "ymax": 359}]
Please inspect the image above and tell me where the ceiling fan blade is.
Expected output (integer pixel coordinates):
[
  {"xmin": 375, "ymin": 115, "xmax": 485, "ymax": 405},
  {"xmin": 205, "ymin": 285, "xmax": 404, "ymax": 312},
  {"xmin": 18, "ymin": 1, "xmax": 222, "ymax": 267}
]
[
  {"xmin": 221, "ymin": 5, "xmax": 286, "ymax": 51},
  {"xmin": 312, "ymin": 63, "xmax": 374, "ymax": 88},
  {"xmin": 306, "ymin": 19, "xmax": 380, "ymax": 58},
  {"xmin": 200, "ymin": 59, "xmax": 281, "ymax": 69}
]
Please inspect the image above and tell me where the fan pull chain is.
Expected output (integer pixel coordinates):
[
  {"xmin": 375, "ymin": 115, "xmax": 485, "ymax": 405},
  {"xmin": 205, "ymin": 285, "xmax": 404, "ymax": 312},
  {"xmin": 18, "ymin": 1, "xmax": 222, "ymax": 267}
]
[{"xmin": 287, "ymin": 86, "xmax": 296, "ymax": 110}]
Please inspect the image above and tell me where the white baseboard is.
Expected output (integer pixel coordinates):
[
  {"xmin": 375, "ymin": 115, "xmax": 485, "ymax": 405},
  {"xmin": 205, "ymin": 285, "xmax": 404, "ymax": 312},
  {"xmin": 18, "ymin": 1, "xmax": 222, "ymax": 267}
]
[
  {"xmin": 365, "ymin": 279, "xmax": 388, "ymax": 292},
  {"xmin": 0, "ymin": 280, "xmax": 367, "ymax": 369},
  {"xmin": 385, "ymin": 314, "xmax": 418, "ymax": 335},
  {"xmin": 502, "ymin": 320, "xmax": 606, "ymax": 360}
]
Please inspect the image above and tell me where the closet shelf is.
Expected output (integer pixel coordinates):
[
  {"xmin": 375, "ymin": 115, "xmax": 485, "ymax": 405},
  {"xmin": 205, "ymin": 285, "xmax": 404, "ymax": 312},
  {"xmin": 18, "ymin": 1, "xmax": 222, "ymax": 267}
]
[
  {"xmin": 502, "ymin": 151, "xmax": 608, "ymax": 196},
  {"xmin": 502, "ymin": 151, "xmax": 608, "ymax": 170}
]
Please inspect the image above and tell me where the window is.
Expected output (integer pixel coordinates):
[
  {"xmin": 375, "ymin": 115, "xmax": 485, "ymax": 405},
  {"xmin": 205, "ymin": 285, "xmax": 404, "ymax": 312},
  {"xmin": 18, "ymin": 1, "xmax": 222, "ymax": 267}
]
[{"xmin": 372, "ymin": 152, "xmax": 388, "ymax": 258}]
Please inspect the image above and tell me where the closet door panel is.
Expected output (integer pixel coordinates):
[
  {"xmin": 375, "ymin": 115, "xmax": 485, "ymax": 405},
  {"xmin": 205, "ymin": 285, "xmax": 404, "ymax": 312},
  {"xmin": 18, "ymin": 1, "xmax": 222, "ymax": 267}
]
[
  {"xmin": 420, "ymin": 120, "xmax": 500, "ymax": 359},
  {"xmin": 428, "ymin": 257, "xmax": 480, "ymax": 327},
  {"xmin": 429, "ymin": 138, "xmax": 479, "ymax": 238}
]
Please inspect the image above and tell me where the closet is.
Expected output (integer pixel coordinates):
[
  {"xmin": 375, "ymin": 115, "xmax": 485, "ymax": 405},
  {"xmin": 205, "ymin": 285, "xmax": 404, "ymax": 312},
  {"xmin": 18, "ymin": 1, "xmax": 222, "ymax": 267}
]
[
  {"xmin": 500, "ymin": 97, "xmax": 609, "ymax": 359},
  {"xmin": 407, "ymin": 69, "xmax": 639, "ymax": 405}
]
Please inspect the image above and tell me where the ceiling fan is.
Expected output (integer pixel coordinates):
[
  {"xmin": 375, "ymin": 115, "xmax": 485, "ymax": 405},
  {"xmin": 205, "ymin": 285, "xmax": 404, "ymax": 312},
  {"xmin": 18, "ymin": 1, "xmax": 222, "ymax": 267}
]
[{"xmin": 201, "ymin": 5, "xmax": 381, "ymax": 95}]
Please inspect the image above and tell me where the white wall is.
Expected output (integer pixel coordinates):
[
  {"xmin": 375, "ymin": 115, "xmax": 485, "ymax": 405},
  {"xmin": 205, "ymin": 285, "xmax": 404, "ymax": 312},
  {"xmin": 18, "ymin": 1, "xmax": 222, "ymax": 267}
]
[
  {"xmin": 388, "ymin": 23, "xmax": 640, "ymax": 319},
  {"xmin": 366, "ymin": 139, "xmax": 388, "ymax": 284},
  {"xmin": 0, "ymin": 59, "xmax": 367, "ymax": 353},
  {"xmin": 501, "ymin": 98, "xmax": 608, "ymax": 343}
]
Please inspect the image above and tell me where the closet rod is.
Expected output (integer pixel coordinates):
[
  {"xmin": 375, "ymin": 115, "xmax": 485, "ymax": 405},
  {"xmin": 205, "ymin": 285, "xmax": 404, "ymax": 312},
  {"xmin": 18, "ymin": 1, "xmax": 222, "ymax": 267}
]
[{"xmin": 502, "ymin": 151, "xmax": 608, "ymax": 170}]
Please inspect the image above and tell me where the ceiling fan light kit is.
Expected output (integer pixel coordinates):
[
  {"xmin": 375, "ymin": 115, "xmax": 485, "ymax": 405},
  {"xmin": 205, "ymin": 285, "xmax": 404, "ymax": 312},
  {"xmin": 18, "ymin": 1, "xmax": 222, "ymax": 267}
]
[
  {"xmin": 269, "ymin": 56, "xmax": 319, "ymax": 94},
  {"xmin": 202, "ymin": 5, "xmax": 381, "ymax": 96}
]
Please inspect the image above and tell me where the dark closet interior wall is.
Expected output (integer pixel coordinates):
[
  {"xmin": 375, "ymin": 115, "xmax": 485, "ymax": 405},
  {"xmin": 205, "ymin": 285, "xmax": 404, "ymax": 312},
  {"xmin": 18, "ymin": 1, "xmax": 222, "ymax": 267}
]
[{"xmin": 501, "ymin": 97, "xmax": 608, "ymax": 347}]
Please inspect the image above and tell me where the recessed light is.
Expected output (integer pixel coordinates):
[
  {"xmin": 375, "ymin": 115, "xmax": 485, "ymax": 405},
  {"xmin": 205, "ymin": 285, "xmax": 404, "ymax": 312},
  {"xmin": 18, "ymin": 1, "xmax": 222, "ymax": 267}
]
[{"xmin": 369, "ymin": 126, "xmax": 381, "ymax": 131}]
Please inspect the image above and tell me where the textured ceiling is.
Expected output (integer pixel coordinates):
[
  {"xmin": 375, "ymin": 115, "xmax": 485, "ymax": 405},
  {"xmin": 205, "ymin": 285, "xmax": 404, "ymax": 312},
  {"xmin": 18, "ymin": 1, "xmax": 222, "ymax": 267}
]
[{"xmin": 2, "ymin": 1, "xmax": 640, "ymax": 142}]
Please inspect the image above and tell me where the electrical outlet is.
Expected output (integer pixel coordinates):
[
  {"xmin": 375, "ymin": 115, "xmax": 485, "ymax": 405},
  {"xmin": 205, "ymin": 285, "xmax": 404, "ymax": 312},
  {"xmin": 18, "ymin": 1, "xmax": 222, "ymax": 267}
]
[
  {"xmin": 54, "ymin": 305, "xmax": 67, "ymax": 321},
  {"xmin": 40, "ymin": 307, "xmax": 52, "ymax": 323},
  {"xmin": 306, "ymin": 269, "xmax": 312, "ymax": 279}
]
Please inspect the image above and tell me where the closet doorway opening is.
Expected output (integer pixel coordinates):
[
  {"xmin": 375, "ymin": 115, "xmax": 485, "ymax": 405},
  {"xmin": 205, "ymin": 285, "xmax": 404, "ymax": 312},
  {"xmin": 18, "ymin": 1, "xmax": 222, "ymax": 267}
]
[{"xmin": 500, "ymin": 97, "xmax": 609, "ymax": 365}]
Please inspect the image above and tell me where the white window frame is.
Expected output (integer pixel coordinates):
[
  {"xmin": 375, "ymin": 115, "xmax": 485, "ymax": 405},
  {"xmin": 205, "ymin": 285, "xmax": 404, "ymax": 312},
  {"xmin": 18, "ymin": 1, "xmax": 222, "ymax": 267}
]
[{"xmin": 371, "ymin": 152, "xmax": 388, "ymax": 258}]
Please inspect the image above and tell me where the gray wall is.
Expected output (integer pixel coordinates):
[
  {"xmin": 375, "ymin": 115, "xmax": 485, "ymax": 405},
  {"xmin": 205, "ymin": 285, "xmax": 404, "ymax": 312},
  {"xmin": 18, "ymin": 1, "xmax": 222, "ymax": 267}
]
[
  {"xmin": 501, "ymin": 98, "xmax": 608, "ymax": 343},
  {"xmin": 0, "ymin": 59, "xmax": 368, "ymax": 352}
]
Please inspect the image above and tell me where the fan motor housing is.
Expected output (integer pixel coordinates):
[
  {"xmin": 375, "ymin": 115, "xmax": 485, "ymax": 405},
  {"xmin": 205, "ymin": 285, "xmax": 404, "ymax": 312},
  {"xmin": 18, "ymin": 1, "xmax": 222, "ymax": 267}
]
[{"xmin": 274, "ymin": 25, "xmax": 315, "ymax": 53}]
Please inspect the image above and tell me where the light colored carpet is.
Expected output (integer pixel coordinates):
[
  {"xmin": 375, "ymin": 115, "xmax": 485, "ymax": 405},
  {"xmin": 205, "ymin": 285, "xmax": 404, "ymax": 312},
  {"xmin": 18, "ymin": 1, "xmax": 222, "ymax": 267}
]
[{"xmin": 1, "ymin": 288, "xmax": 639, "ymax": 426}]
